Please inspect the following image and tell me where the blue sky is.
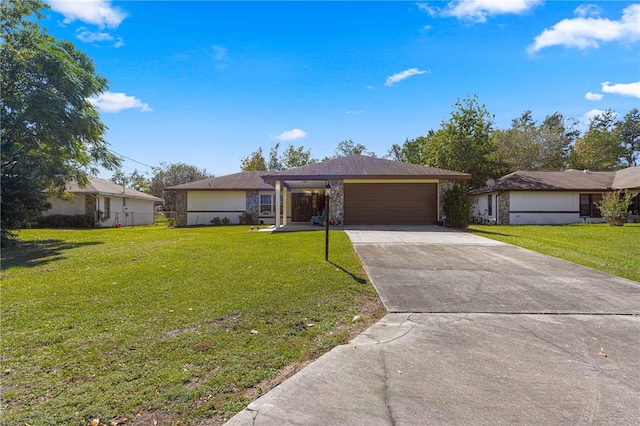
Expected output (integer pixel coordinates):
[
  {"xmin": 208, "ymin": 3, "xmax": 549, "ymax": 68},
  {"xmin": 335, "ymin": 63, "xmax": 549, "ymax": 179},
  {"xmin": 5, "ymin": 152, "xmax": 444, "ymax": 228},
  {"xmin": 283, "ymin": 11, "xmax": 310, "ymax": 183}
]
[{"xmin": 42, "ymin": 1, "xmax": 640, "ymax": 178}]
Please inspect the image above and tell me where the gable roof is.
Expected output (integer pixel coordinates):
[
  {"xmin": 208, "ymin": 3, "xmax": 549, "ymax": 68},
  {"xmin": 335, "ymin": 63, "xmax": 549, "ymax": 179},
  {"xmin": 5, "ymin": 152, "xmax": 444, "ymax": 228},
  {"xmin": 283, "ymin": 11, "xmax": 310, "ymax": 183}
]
[
  {"xmin": 261, "ymin": 155, "xmax": 471, "ymax": 184},
  {"xmin": 65, "ymin": 178, "xmax": 163, "ymax": 202},
  {"xmin": 165, "ymin": 171, "xmax": 274, "ymax": 191},
  {"xmin": 469, "ymin": 166, "xmax": 640, "ymax": 195}
]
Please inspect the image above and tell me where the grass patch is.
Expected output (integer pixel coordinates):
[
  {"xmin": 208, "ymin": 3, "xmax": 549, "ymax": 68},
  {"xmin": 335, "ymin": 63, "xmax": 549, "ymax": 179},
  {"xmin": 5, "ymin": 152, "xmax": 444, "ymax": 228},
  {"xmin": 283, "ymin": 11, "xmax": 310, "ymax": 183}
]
[
  {"xmin": 1, "ymin": 226, "xmax": 385, "ymax": 425},
  {"xmin": 468, "ymin": 223, "xmax": 640, "ymax": 282}
]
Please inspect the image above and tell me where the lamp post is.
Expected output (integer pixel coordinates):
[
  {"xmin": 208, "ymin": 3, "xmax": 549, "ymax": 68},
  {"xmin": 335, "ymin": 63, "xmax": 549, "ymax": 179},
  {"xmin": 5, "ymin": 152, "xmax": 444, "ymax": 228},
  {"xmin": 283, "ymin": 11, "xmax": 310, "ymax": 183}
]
[{"xmin": 324, "ymin": 182, "xmax": 331, "ymax": 261}]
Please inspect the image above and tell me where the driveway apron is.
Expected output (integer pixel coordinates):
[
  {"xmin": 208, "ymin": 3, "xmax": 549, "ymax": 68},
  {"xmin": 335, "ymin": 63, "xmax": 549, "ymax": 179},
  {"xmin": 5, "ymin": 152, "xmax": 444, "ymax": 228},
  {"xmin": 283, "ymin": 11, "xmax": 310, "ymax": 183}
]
[{"xmin": 225, "ymin": 226, "xmax": 640, "ymax": 426}]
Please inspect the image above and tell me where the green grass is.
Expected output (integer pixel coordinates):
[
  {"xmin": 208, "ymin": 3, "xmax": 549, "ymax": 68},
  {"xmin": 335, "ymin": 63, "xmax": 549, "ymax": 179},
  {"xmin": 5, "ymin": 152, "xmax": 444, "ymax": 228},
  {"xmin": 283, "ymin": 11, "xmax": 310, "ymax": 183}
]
[
  {"xmin": 1, "ymin": 226, "xmax": 385, "ymax": 425},
  {"xmin": 468, "ymin": 223, "xmax": 640, "ymax": 282}
]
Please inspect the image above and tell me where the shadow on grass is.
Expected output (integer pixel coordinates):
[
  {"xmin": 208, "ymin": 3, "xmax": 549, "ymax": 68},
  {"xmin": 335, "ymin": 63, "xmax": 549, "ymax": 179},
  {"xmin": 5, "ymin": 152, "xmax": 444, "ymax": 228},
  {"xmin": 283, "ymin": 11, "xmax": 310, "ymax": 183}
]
[
  {"xmin": 329, "ymin": 261, "xmax": 367, "ymax": 284},
  {"xmin": 467, "ymin": 228, "xmax": 513, "ymax": 238},
  {"xmin": 1, "ymin": 239, "xmax": 103, "ymax": 270}
]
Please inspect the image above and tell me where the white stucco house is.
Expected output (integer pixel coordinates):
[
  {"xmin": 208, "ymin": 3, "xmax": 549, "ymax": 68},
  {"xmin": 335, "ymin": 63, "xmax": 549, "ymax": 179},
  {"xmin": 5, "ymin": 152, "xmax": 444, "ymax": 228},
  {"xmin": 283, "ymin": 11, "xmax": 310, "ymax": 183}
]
[
  {"xmin": 165, "ymin": 155, "xmax": 471, "ymax": 227},
  {"xmin": 469, "ymin": 167, "xmax": 640, "ymax": 225},
  {"xmin": 43, "ymin": 177, "xmax": 163, "ymax": 227}
]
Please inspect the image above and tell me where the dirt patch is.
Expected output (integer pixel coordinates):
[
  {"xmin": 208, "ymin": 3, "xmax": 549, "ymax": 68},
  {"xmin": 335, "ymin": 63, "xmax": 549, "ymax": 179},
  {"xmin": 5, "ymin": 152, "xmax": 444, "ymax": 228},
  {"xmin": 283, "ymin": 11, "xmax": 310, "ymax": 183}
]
[{"xmin": 160, "ymin": 312, "xmax": 243, "ymax": 340}]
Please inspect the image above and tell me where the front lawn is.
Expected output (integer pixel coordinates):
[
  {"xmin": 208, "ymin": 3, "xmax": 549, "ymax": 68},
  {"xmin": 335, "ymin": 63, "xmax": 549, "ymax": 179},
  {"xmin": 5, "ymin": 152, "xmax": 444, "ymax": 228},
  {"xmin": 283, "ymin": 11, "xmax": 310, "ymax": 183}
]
[
  {"xmin": 468, "ymin": 223, "xmax": 640, "ymax": 282},
  {"xmin": 1, "ymin": 226, "xmax": 385, "ymax": 425}
]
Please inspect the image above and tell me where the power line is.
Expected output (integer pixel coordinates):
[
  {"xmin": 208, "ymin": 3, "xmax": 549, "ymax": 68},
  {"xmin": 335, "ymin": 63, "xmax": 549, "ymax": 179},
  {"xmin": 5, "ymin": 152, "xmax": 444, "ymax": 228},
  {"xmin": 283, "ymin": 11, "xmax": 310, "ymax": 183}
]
[{"xmin": 109, "ymin": 149, "xmax": 156, "ymax": 170}]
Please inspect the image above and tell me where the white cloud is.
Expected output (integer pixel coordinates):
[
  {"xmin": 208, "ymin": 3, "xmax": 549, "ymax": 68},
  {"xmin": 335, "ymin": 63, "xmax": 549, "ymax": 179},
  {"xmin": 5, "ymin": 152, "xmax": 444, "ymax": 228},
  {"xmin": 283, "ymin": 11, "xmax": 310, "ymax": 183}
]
[
  {"xmin": 585, "ymin": 92, "xmax": 603, "ymax": 101},
  {"xmin": 578, "ymin": 108, "xmax": 619, "ymax": 133},
  {"xmin": 385, "ymin": 68, "xmax": 430, "ymax": 87},
  {"xmin": 76, "ymin": 27, "xmax": 113, "ymax": 43},
  {"xmin": 212, "ymin": 45, "xmax": 228, "ymax": 61},
  {"xmin": 419, "ymin": 0, "xmax": 541, "ymax": 23},
  {"xmin": 271, "ymin": 128, "xmax": 307, "ymax": 141},
  {"xmin": 346, "ymin": 110, "xmax": 363, "ymax": 115},
  {"xmin": 528, "ymin": 4, "xmax": 640, "ymax": 53},
  {"xmin": 113, "ymin": 37, "xmax": 124, "ymax": 48},
  {"xmin": 601, "ymin": 81, "xmax": 640, "ymax": 98},
  {"xmin": 48, "ymin": 0, "xmax": 127, "ymax": 28},
  {"xmin": 89, "ymin": 92, "xmax": 152, "ymax": 113}
]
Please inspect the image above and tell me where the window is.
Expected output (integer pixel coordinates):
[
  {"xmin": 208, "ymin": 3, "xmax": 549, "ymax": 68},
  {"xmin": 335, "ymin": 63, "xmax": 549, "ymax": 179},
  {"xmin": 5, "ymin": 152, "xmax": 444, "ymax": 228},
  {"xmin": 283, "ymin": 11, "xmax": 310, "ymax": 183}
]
[
  {"xmin": 104, "ymin": 197, "xmax": 111, "ymax": 218},
  {"xmin": 580, "ymin": 194, "xmax": 602, "ymax": 217},
  {"xmin": 259, "ymin": 194, "xmax": 274, "ymax": 216},
  {"xmin": 487, "ymin": 194, "xmax": 493, "ymax": 216}
]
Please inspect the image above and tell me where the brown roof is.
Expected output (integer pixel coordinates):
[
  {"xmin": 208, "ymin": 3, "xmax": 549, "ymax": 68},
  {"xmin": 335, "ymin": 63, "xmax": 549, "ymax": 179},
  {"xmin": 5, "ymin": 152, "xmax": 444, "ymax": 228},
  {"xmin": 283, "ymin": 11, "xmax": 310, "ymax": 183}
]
[
  {"xmin": 261, "ymin": 155, "xmax": 471, "ymax": 184},
  {"xmin": 66, "ymin": 177, "xmax": 163, "ymax": 202},
  {"xmin": 165, "ymin": 171, "xmax": 274, "ymax": 191},
  {"xmin": 470, "ymin": 167, "xmax": 640, "ymax": 194},
  {"xmin": 612, "ymin": 166, "xmax": 640, "ymax": 190}
]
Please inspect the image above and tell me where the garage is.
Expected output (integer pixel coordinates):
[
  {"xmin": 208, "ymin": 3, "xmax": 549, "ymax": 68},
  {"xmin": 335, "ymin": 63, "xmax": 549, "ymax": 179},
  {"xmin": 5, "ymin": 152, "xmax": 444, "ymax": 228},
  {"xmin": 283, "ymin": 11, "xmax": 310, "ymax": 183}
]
[{"xmin": 343, "ymin": 182, "xmax": 438, "ymax": 225}]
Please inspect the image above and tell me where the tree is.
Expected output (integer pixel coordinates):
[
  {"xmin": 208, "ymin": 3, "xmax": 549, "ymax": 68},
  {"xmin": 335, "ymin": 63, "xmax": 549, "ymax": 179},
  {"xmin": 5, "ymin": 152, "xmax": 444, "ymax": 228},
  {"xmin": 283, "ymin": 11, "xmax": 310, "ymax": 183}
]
[
  {"xmin": 323, "ymin": 139, "xmax": 375, "ymax": 161},
  {"xmin": 240, "ymin": 147, "xmax": 267, "ymax": 171},
  {"xmin": 537, "ymin": 112, "xmax": 578, "ymax": 170},
  {"xmin": 491, "ymin": 111, "xmax": 540, "ymax": 173},
  {"xmin": 110, "ymin": 169, "xmax": 151, "ymax": 193},
  {"xmin": 150, "ymin": 162, "xmax": 210, "ymax": 211},
  {"xmin": 387, "ymin": 135, "xmax": 429, "ymax": 165},
  {"xmin": 281, "ymin": 144, "xmax": 316, "ymax": 168},
  {"xmin": 267, "ymin": 143, "xmax": 284, "ymax": 171},
  {"xmin": 596, "ymin": 190, "xmax": 634, "ymax": 226},
  {"xmin": 422, "ymin": 95, "xmax": 497, "ymax": 187},
  {"xmin": 615, "ymin": 108, "xmax": 640, "ymax": 166},
  {"xmin": 1, "ymin": 0, "xmax": 120, "ymax": 246},
  {"xmin": 570, "ymin": 109, "xmax": 625, "ymax": 171}
]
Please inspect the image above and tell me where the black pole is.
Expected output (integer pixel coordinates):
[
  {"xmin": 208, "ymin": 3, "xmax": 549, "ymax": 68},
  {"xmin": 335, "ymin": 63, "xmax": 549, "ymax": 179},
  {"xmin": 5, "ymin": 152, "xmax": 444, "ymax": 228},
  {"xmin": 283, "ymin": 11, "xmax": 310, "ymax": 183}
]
[{"xmin": 325, "ymin": 192, "xmax": 330, "ymax": 261}]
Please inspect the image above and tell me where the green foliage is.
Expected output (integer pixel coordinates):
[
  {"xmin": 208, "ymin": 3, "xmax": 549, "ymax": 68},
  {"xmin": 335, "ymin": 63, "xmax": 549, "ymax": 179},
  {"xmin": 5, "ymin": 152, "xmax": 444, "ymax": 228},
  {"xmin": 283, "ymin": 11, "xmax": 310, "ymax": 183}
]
[
  {"xmin": 570, "ymin": 109, "xmax": 625, "ymax": 171},
  {"xmin": 110, "ymin": 169, "xmax": 151, "ymax": 193},
  {"xmin": 33, "ymin": 214, "xmax": 95, "ymax": 228},
  {"xmin": 281, "ymin": 143, "xmax": 316, "ymax": 168},
  {"xmin": 0, "ymin": 0, "xmax": 120, "ymax": 246},
  {"xmin": 468, "ymin": 223, "xmax": 640, "ymax": 282},
  {"xmin": 2, "ymin": 227, "xmax": 383, "ymax": 425},
  {"xmin": 150, "ymin": 162, "xmax": 210, "ymax": 211},
  {"xmin": 240, "ymin": 147, "xmax": 268, "ymax": 171},
  {"xmin": 443, "ymin": 184, "xmax": 472, "ymax": 228},
  {"xmin": 596, "ymin": 190, "xmax": 634, "ymax": 226},
  {"xmin": 221, "ymin": 217, "xmax": 231, "ymax": 225},
  {"xmin": 238, "ymin": 211, "xmax": 258, "ymax": 225},
  {"xmin": 210, "ymin": 217, "xmax": 222, "ymax": 225},
  {"xmin": 387, "ymin": 136, "xmax": 429, "ymax": 164},
  {"xmin": 327, "ymin": 139, "xmax": 375, "ymax": 160},
  {"xmin": 615, "ymin": 108, "xmax": 640, "ymax": 167},
  {"xmin": 422, "ymin": 95, "xmax": 497, "ymax": 187}
]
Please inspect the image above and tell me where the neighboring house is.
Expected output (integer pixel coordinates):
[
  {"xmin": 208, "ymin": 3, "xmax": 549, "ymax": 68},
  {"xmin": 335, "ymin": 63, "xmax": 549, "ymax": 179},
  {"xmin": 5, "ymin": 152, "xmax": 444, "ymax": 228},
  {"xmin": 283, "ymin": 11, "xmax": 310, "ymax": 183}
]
[
  {"xmin": 165, "ymin": 171, "xmax": 277, "ymax": 226},
  {"xmin": 469, "ymin": 167, "xmax": 640, "ymax": 225},
  {"xmin": 167, "ymin": 155, "xmax": 471, "ymax": 227},
  {"xmin": 43, "ymin": 177, "xmax": 163, "ymax": 227}
]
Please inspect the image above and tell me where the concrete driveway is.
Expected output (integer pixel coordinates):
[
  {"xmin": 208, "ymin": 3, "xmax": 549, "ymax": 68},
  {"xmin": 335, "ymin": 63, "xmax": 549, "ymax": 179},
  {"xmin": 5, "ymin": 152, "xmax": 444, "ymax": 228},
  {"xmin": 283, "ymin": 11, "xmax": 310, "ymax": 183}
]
[{"xmin": 225, "ymin": 226, "xmax": 640, "ymax": 426}]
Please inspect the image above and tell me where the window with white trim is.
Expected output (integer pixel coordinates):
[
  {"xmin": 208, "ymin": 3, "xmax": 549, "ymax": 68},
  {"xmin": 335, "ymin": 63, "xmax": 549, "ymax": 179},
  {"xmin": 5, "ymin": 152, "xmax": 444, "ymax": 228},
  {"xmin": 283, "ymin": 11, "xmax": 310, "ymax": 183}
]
[{"xmin": 259, "ymin": 194, "xmax": 274, "ymax": 216}]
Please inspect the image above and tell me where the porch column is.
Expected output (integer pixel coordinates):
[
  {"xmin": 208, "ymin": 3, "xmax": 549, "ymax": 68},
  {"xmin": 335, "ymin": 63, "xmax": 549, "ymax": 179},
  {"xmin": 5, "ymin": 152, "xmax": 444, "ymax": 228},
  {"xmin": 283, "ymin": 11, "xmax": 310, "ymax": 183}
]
[
  {"xmin": 282, "ymin": 186, "xmax": 288, "ymax": 226},
  {"xmin": 275, "ymin": 180, "xmax": 281, "ymax": 228}
]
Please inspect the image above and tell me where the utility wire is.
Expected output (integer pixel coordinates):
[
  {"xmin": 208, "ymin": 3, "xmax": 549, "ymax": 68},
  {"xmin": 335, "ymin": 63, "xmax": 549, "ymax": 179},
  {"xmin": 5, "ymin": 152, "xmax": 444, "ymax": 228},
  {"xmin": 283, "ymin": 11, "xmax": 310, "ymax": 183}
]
[{"xmin": 108, "ymin": 149, "xmax": 156, "ymax": 170}]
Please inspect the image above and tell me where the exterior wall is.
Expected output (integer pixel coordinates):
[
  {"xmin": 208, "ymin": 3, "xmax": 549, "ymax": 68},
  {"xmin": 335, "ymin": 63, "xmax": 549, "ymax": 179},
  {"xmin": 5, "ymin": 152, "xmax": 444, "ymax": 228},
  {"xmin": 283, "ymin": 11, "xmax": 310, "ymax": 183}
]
[
  {"xmin": 475, "ymin": 191, "xmax": 604, "ymax": 225},
  {"xmin": 45, "ymin": 195, "xmax": 87, "ymax": 216},
  {"xmin": 175, "ymin": 190, "xmax": 187, "ymax": 227},
  {"xmin": 96, "ymin": 195, "xmax": 157, "ymax": 227},
  {"xmin": 471, "ymin": 192, "xmax": 497, "ymax": 224},
  {"xmin": 328, "ymin": 179, "xmax": 344, "ymax": 224},
  {"xmin": 186, "ymin": 190, "xmax": 246, "ymax": 225}
]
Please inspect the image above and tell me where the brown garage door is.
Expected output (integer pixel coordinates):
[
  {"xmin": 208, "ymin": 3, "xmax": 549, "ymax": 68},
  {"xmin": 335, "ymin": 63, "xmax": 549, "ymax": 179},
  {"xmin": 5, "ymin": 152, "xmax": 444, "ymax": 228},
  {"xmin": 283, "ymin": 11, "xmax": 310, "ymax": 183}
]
[{"xmin": 343, "ymin": 183, "xmax": 438, "ymax": 225}]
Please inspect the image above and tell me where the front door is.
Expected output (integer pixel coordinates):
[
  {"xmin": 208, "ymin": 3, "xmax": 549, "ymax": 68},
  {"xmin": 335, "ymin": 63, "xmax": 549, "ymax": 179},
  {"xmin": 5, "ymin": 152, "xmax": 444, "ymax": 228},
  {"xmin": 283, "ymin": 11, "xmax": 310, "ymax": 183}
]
[{"xmin": 292, "ymin": 193, "xmax": 313, "ymax": 222}]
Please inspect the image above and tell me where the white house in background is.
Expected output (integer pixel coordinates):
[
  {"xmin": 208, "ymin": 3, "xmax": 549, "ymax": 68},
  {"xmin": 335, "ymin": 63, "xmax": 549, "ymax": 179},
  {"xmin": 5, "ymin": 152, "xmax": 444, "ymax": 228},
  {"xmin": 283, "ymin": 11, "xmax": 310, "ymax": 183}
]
[
  {"xmin": 469, "ymin": 167, "xmax": 640, "ymax": 225},
  {"xmin": 44, "ymin": 177, "xmax": 163, "ymax": 227}
]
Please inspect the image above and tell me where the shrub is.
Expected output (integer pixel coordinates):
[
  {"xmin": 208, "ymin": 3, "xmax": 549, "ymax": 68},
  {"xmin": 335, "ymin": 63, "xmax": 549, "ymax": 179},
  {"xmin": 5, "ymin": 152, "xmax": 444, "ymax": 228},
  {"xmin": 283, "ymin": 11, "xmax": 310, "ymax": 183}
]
[
  {"xmin": 443, "ymin": 184, "xmax": 472, "ymax": 228},
  {"xmin": 238, "ymin": 211, "xmax": 257, "ymax": 225},
  {"xmin": 33, "ymin": 214, "xmax": 95, "ymax": 228},
  {"xmin": 210, "ymin": 217, "xmax": 222, "ymax": 226},
  {"xmin": 221, "ymin": 217, "xmax": 232, "ymax": 225},
  {"xmin": 596, "ymin": 190, "xmax": 634, "ymax": 226}
]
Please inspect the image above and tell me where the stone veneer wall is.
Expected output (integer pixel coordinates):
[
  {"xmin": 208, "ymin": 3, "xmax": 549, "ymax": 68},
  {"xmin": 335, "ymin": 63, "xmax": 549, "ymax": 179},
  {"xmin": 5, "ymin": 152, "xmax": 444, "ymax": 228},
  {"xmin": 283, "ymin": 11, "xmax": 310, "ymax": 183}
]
[
  {"xmin": 438, "ymin": 180, "xmax": 456, "ymax": 219},
  {"xmin": 245, "ymin": 191, "xmax": 259, "ymax": 224},
  {"xmin": 175, "ymin": 190, "xmax": 187, "ymax": 226},
  {"xmin": 328, "ymin": 179, "xmax": 344, "ymax": 224},
  {"xmin": 84, "ymin": 194, "xmax": 97, "ymax": 224},
  {"xmin": 497, "ymin": 192, "xmax": 510, "ymax": 225}
]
